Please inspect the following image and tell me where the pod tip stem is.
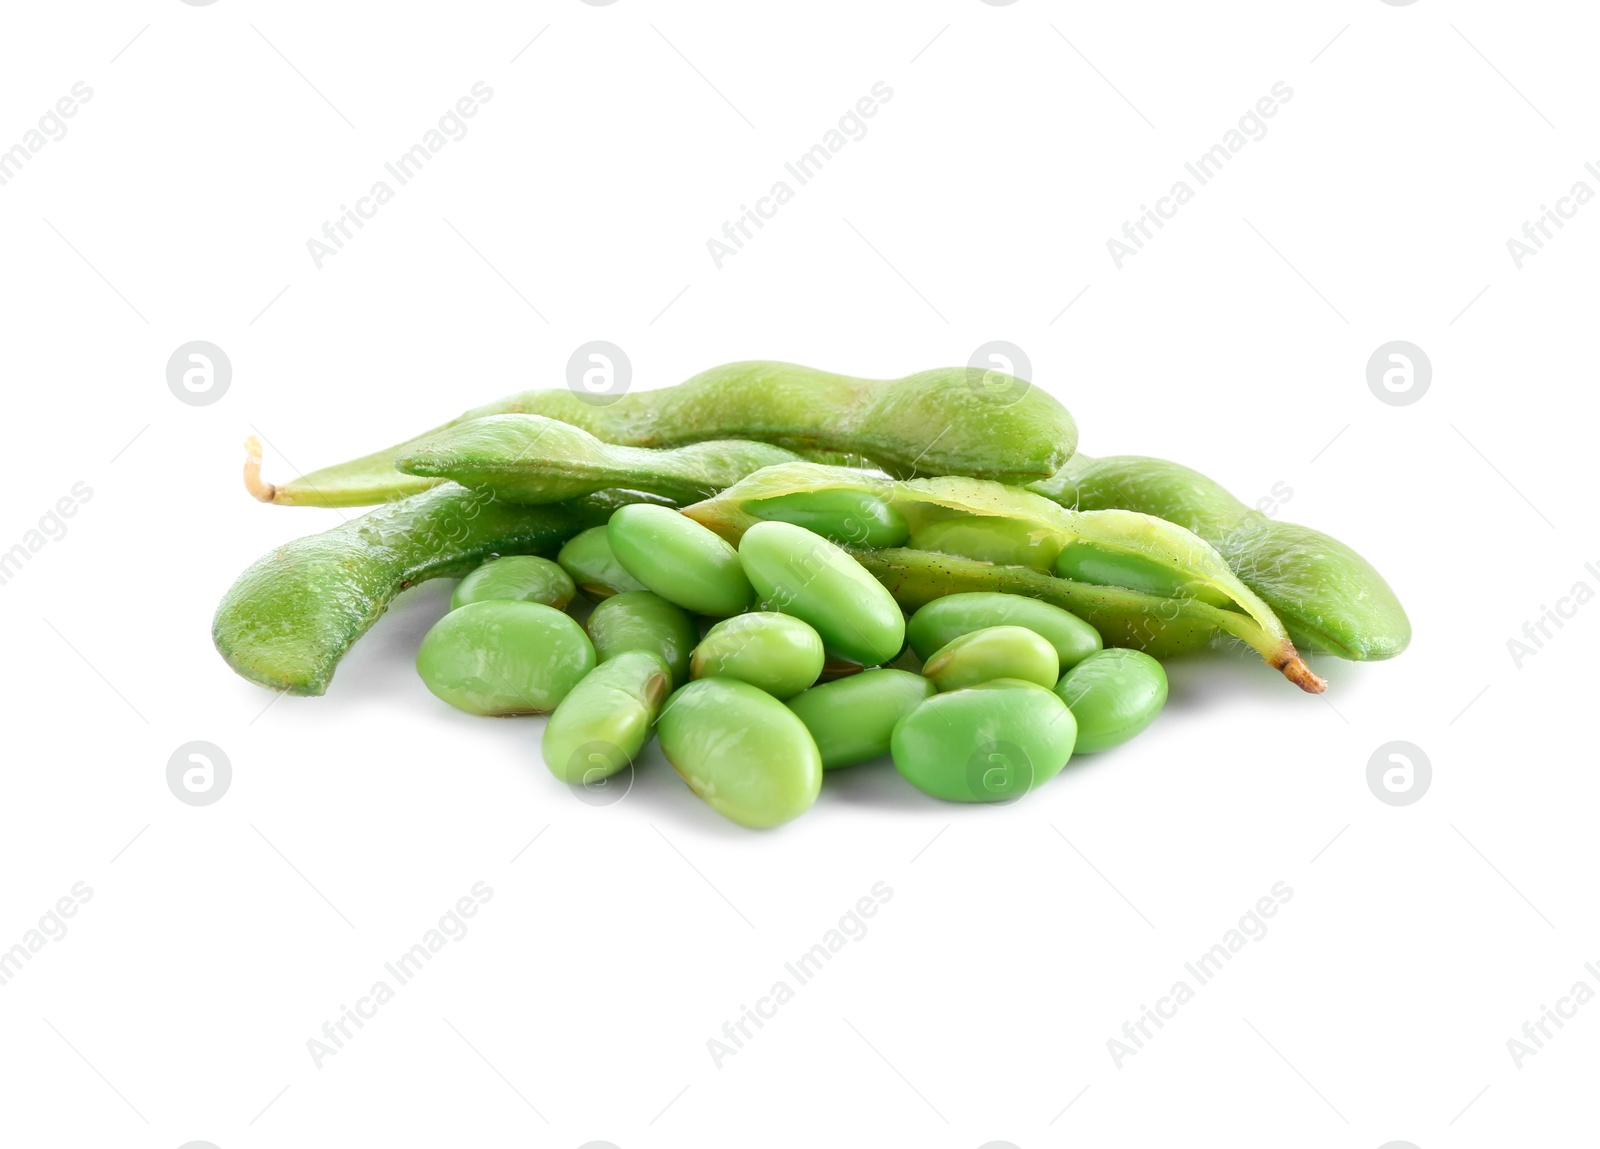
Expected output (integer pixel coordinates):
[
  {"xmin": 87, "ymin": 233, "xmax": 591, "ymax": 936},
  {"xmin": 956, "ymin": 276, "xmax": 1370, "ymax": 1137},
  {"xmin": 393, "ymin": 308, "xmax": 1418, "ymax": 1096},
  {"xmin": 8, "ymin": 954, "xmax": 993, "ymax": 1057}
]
[
  {"xmin": 243, "ymin": 436, "xmax": 277, "ymax": 503},
  {"xmin": 1281, "ymin": 654, "xmax": 1327, "ymax": 694}
]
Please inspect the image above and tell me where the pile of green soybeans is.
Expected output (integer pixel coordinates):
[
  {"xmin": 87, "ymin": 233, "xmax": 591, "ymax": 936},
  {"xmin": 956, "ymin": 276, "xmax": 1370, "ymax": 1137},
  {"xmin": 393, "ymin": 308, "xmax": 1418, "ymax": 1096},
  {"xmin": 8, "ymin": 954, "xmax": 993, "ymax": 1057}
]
[{"xmin": 215, "ymin": 361, "xmax": 1409, "ymax": 829}]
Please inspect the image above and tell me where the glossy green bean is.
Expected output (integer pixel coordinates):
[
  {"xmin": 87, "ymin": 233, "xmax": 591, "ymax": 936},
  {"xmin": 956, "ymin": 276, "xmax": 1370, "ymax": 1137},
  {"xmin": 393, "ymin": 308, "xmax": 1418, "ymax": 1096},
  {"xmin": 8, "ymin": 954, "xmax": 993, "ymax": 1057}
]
[
  {"xmin": 657, "ymin": 678, "xmax": 823, "ymax": 828},
  {"xmin": 690, "ymin": 612, "xmax": 825, "ymax": 700},
  {"xmin": 415, "ymin": 600, "xmax": 595, "ymax": 715},
  {"xmin": 451, "ymin": 555, "xmax": 574, "ymax": 611},
  {"xmin": 246, "ymin": 361, "xmax": 1077, "ymax": 506},
  {"xmin": 542, "ymin": 650, "xmax": 671, "ymax": 784},
  {"xmin": 787, "ymin": 669, "xmax": 936, "ymax": 769},
  {"xmin": 906, "ymin": 592, "xmax": 1102, "ymax": 668},
  {"xmin": 1053, "ymin": 648, "xmax": 1168, "ymax": 753},
  {"xmin": 607, "ymin": 504, "xmax": 753, "ymax": 617},
  {"xmin": 736, "ymin": 520, "xmax": 906, "ymax": 667},
  {"xmin": 1030, "ymin": 454, "xmax": 1410, "ymax": 660},
  {"xmin": 584, "ymin": 590, "xmax": 698, "ymax": 686},
  {"xmin": 922, "ymin": 625, "xmax": 1059, "ymax": 692},
  {"xmin": 556, "ymin": 525, "xmax": 648, "ymax": 600},
  {"xmin": 892, "ymin": 679, "xmax": 1077, "ymax": 802}
]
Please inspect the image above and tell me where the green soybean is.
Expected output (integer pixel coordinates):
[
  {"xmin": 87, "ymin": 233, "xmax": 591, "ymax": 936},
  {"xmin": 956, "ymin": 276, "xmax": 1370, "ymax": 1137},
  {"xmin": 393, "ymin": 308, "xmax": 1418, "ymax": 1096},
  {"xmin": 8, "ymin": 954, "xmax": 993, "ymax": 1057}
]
[
  {"xmin": 909, "ymin": 515, "xmax": 1063, "ymax": 571},
  {"xmin": 214, "ymin": 484, "xmax": 643, "ymax": 696},
  {"xmin": 1031, "ymin": 454, "xmax": 1410, "ymax": 660},
  {"xmin": 585, "ymin": 590, "xmax": 698, "ymax": 686},
  {"xmin": 398, "ymin": 414, "xmax": 802, "ymax": 505},
  {"xmin": 787, "ymin": 669, "xmax": 935, "ymax": 769},
  {"xmin": 557, "ymin": 525, "xmax": 648, "ymax": 600},
  {"xmin": 657, "ymin": 678, "xmax": 823, "ymax": 828},
  {"xmin": 451, "ymin": 555, "xmax": 575, "ymax": 611},
  {"xmin": 906, "ymin": 592, "xmax": 1102, "ymax": 669},
  {"xmin": 248, "ymin": 361, "xmax": 1077, "ymax": 506},
  {"xmin": 922, "ymin": 625, "xmax": 1059, "ymax": 692},
  {"xmin": 415, "ymin": 600, "xmax": 595, "ymax": 715},
  {"xmin": 891, "ymin": 680, "xmax": 1077, "ymax": 802},
  {"xmin": 542, "ymin": 650, "xmax": 671, "ymax": 784},
  {"xmin": 743, "ymin": 488, "xmax": 909, "ymax": 548},
  {"xmin": 1053, "ymin": 648, "xmax": 1168, "ymax": 753},
  {"xmin": 690, "ymin": 612, "xmax": 825, "ymax": 700},
  {"xmin": 607, "ymin": 504, "xmax": 753, "ymax": 617},
  {"xmin": 736, "ymin": 520, "xmax": 906, "ymax": 667}
]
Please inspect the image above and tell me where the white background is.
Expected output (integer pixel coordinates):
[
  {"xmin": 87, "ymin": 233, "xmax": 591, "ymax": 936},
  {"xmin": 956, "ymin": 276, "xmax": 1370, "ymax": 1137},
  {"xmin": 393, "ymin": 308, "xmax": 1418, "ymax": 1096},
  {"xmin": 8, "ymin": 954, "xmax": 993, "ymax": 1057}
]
[{"xmin": 0, "ymin": 2, "xmax": 1594, "ymax": 1147}]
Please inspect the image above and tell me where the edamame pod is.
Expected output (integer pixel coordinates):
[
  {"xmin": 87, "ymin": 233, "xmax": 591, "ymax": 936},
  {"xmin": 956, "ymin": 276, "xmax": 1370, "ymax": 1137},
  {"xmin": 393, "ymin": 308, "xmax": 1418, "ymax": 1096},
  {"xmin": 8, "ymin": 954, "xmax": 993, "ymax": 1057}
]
[
  {"xmin": 1030, "ymin": 454, "xmax": 1410, "ymax": 660},
  {"xmin": 684, "ymin": 463, "xmax": 1324, "ymax": 691},
  {"xmin": 787, "ymin": 669, "xmax": 936, "ymax": 769},
  {"xmin": 906, "ymin": 592, "xmax": 1102, "ymax": 668},
  {"xmin": 557, "ymin": 525, "xmax": 648, "ymax": 600},
  {"xmin": 244, "ymin": 361, "xmax": 1078, "ymax": 506},
  {"xmin": 607, "ymin": 504, "xmax": 754, "ymax": 617},
  {"xmin": 690, "ymin": 612, "xmax": 825, "ymax": 700},
  {"xmin": 657, "ymin": 678, "xmax": 823, "ymax": 828},
  {"xmin": 452, "ymin": 555, "xmax": 575, "ymax": 611},
  {"xmin": 891, "ymin": 680, "xmax": 1077, "ymax": 802},
  {"xmin": 213, "ymin": 484, "xmax": 651, "ymax": 695},
  {"xmin": 398, "ymin": 415, "xmax": 803, "ymax": 505},
  {"xmin": 736, "ymin": 520, "xmax": 906, "ymax": 666},
  {"xmin": 584, "ymin": 591, "xmax": 698, "ymax": 686},
  {"xmin": 415, "ymin": 600, "xmax": 595, "ymax": 715},
  {"xmin": 542, "ymin": 650, "xmax": 671, "ymax": 784},
  {"xmin": 1053, "ymin": 648, "xmax": 1168, "ymax": 753},
  {"xmin": 922, "ymin": 625, "xmax": 1059, "ymax": 692}
]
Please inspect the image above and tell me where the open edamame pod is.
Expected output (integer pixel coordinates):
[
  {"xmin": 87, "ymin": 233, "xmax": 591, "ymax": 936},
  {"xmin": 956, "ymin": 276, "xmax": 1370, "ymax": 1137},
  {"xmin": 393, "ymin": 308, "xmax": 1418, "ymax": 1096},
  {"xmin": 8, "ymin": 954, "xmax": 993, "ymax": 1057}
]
[
  {"xmin": 243, "ymin": 361, "xmax": 1078, "ymax": 506},
  {"xmin": 212, "ymin": 484, "xmax": 656, "ymax": 695},
  {"xmin": 682, "ymin": 463, "xmax": 1324, "ymax": 692},
  {"xmin": 1030, "ymin": 454, "xmax": 1410, "ymax": 661},
  {"xmin": 395, "ymin": 414, "xmax": 804, "ymax": 505}
]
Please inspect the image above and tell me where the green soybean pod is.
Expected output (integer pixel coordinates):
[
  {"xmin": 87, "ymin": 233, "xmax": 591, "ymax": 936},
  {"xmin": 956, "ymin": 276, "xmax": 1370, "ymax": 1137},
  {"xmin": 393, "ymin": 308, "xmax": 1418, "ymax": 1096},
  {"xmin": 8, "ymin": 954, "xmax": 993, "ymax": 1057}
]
[
  {"xmin": 608, "ymin": 504, "xmax": 753, "ymax": 617},
  {"xmin": 415, "ymin": 600, "xmax": 595, "ymax": 715},
  {"xmin": 557, "ymin": 525, "xmax": 648, "ymax": 600},
  {"xmin": 585, "ymin": 591, "xmax": 698, "ymax": 686},
  {"xmin": 906, "ymin": 592, "xmax": 1102, "ymax": 669},
  {"xmin": 737, "ymin": 520, "xmax": 905, "ymax": 666},
  {"xmin": 542, "ymin": 650, "xmax": 671, "ymax": 785},
  {"xmin": 657, "ymin": 678, "xmax": 823, "ymax": 829},
  {"xmin": 787, "ymin": 668, "xmax": 935, "ymax": 769},
  {"xmin": 743, "ymin": 488, "xmax": 910, "ymax": 548},
  {"xmin": 1052, "ymin": 648, "xmax": 1168, "ymax": 753},
  {"xmin": 452, "ymin": 555, "xmax": 575, "ymax": 611},
  {"xmin": 891, "ymin": 679, "xmax": 1077, "ymax": 803},
  {"xmin": 922, "ymin": 625, "xmax": 1059, "ymax": 692},
  {"xmin": 909, "ymin": 515, "xmax": 1063, "ymax": 571},
  {"xmin": 690, "ymin": 612, "xmax": 824, "ymax": 700}
]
